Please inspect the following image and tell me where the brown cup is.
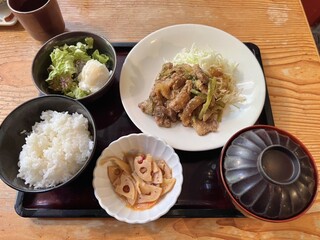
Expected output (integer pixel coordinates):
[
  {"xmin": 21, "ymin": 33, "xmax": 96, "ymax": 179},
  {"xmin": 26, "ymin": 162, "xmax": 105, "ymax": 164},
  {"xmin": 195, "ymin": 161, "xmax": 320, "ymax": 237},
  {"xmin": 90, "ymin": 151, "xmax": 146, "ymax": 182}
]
[{"xmin": 7, "ymin": 0, "xmax": 65, "ymax": 41}]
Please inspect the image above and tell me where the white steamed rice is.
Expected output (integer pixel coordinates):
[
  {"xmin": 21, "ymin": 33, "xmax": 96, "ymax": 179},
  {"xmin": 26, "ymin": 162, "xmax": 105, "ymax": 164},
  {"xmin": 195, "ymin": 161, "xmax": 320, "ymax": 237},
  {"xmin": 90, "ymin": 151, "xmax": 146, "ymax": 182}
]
[{"xmin": 18, "ymin": 110, "xmax": 94, "ymax": 189}]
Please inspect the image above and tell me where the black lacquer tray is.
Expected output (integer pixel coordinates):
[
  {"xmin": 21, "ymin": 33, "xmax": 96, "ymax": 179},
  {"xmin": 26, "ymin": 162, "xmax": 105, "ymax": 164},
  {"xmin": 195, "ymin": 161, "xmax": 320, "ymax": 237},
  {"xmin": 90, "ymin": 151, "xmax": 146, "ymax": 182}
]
[{"xmin": 14, "ymin": 42, "xmax": 274, "ymax": 218}]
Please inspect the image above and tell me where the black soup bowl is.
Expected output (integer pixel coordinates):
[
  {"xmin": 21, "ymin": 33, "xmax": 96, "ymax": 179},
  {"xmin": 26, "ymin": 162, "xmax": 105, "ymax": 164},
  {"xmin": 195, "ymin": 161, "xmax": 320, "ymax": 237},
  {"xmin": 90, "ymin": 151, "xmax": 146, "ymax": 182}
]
[
  {"xmin": 0, "ymin": 95, "xmax": 97, "ymax": 193},
  {"xmin": 220, "ymin": 125, "xmax": 318, "ymax": 222}
]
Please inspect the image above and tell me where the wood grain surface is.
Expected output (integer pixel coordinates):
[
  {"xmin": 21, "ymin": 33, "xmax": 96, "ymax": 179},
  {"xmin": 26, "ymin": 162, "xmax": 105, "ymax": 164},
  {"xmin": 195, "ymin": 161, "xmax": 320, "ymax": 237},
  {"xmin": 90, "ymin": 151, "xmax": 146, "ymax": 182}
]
[{"xmin": 1, "ymin": 0, "xmax": 320, "ymax": 239}]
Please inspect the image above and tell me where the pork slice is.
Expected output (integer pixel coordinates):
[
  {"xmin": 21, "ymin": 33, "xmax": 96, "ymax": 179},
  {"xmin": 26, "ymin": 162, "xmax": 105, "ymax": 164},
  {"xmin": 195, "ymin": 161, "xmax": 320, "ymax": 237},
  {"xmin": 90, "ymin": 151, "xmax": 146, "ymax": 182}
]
[
  {"xmin": 171, "ymin": 64, "xmax": 193, "ymax": 90},
  {"xmin": 168, "ymin": 80, "xmax": 192, "ymax": 112},
  {"xmin": 153, "ymin": 105, "xmax": 178, "ymax": 128},
  {"xmin": 180, "ymin": 96, "xmax": 205, "ymax": 126},
  {"xmin": 192, "ymin": 117, "xmax": 218, "ymax": 136},
  {"xmin": 157, "ymin": 62, "xmax": 174, "ymax": 80},
  {"xmin": 192, "ymin": 64, "xmax": 210, "ymax": 94},
  {"xmin": 138, "ymin": 98, "xmax": 154, "ymax": 115}
]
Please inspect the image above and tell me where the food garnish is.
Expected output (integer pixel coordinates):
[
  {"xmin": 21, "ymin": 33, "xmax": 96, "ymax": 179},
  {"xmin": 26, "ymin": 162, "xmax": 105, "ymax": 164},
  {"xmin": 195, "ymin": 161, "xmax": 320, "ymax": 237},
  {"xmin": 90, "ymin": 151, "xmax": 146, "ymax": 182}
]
[
  {"xmin": 46, "ymin": 37, "xmax": 111, "ymax": 99},
  {"xmin": 101, "ymin": 152, "xmax": 176, "ymax": 210},
  {"xmin": 138, "ymin": 45, "xmax": 243, "ymax": 136}
]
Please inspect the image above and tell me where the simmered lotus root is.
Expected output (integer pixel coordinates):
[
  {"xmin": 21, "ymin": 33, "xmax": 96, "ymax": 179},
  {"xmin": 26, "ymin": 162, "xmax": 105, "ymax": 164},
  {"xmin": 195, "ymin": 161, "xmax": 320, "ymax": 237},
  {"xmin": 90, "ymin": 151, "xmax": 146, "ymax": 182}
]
[
  {"xmin": 115, "ymin": 173, "xmax": 137, "ymax": 201},
  {"xmin": 107, "ymin": 166, "xmax": 122, "ymax": 184},
  {"xmin": 157, "ymin": 160, "xmax": 172, "ymax": 179},
  {"xmin": 152, "ymin": 161, "xmax": 163, "ymax": 184},
  {"xmin": 134, "ymin": 154, "xmax": 153, "ymax": 182},
  {"xmin": 105, "ymin": 153, "xmax": 176, "ymax": 210},
  {"xmin": 137, "ymin": 183, "xmax": 162, "ymax": 203},
  {"xmin": 161, "ymin": 178, "xmax": 176, "ymax": 196}
]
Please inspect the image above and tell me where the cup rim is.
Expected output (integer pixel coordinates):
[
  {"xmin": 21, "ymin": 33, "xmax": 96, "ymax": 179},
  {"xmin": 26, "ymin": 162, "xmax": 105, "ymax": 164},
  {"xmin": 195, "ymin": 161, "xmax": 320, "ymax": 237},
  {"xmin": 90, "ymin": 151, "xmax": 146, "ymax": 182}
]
[
  {"xmin": 256, "ymin": 144, "xmax": 301, "ymax": 185},
  {"xmin": 7, "ymin": 0, "xmax": 51, "ymax": 14}
]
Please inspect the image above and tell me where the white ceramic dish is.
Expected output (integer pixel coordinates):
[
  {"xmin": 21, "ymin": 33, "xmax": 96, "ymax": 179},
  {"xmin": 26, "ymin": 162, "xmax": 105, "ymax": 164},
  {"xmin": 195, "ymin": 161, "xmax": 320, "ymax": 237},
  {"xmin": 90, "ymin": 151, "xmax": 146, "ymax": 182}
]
[
  {"xmin": 120, "ymin": 24, "xmax": 266, "ymax": 151},
  {"xmin": 0, "ymin": 1, "xmax": 17, "ymax": 26},
  {"xmin": 92, "ymin": 133, "xmax": 183, "ymax": 224}
]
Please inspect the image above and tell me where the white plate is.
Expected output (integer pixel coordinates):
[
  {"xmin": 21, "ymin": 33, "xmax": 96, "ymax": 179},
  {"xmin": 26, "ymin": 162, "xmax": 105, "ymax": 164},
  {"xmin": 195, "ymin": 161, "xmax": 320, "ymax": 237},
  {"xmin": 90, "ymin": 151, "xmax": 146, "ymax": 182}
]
[
  {"xmin": 0, "ymin": 1, "xmax": 17, "ymax": 26},
  {"xmin": 120, "ymin": 24, "xmax": 266, "ymax": 151},
  {"xmin": 92, "ymin": 133, "xmax": 183, "ymax": 224}
]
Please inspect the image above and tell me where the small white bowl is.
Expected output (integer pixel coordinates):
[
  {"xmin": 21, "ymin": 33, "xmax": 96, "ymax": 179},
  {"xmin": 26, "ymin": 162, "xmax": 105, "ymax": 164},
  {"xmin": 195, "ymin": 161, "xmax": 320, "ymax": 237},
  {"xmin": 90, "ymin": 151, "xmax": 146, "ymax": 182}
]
[{"xmin": 92, "ymin": 133, "xmax": 183, "ymax": 224}]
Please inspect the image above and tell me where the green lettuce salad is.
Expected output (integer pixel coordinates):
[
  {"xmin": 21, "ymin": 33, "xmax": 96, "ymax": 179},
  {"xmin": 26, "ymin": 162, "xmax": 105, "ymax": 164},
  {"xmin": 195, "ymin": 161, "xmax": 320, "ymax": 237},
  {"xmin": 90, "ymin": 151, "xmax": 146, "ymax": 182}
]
[{"xmin": 46, "ymin": 37, "xmax": 110, "ymax": 99}]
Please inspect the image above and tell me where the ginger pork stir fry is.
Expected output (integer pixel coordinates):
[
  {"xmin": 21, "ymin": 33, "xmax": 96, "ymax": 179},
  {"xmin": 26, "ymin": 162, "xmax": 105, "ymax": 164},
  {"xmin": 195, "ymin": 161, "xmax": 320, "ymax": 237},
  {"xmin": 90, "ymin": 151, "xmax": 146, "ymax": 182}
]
[
  {"xmin": 104, "ymin": 153, "xmax": 176, "ymax": 210},
  {"xmin": 139, "ymin": 52, "xmax": 241, "ymax": 136}
]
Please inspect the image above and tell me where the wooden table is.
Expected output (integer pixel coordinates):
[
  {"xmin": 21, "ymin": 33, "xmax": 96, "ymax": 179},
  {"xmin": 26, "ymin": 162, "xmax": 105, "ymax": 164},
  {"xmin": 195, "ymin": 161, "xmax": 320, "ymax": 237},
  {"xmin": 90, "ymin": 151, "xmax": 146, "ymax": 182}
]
[{"xmin": 1, "ymin": 0, "xmax": 320, "ymax": 239}]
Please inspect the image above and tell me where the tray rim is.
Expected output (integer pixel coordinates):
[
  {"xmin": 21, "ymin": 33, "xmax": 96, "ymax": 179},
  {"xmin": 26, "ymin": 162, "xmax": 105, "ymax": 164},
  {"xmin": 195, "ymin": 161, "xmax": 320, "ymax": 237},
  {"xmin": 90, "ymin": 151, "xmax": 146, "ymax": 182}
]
[{"xmin": 14, "ymin": 42, "xmax": 274, "ymax": 218}]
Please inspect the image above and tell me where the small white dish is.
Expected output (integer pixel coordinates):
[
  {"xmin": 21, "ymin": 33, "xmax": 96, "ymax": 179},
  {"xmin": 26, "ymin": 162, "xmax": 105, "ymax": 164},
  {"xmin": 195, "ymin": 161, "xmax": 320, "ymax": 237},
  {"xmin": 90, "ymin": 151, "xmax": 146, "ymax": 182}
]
[
  {"xmin": 120, "ymin": 24, "xmax": 266, "ymax": 151},
  {"xmin": 92, "ymin": 133, "xmax": 183, "ymax": 224},
  {"xmin": 0, "ymin": 1, "xmax": 17, "ymax": 26}
]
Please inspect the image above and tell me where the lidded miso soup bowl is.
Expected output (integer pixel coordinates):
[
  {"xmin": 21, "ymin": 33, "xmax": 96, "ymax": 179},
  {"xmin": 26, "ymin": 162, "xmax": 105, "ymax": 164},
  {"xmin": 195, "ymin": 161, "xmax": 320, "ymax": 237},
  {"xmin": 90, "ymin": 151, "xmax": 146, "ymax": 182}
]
[{"xmin": 219, "ymin": 125, "xmax": 318, "ymax": 222}]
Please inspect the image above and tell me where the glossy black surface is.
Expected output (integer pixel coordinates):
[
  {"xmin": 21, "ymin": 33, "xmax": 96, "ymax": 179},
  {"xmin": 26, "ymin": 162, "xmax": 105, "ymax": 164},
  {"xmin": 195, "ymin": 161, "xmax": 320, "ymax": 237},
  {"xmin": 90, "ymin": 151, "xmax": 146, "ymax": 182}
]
[
  {"xmin": 222, "ymin": 126, "xmax": 317, "ymax": 221},
  {"xmin": 14, "ymin": 42, "xmax": 273, "ymax": 218}
]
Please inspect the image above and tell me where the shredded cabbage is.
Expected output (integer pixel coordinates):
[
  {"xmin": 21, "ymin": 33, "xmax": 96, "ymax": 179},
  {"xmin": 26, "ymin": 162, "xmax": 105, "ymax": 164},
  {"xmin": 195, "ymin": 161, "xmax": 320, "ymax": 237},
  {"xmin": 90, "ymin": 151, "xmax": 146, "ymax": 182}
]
[
  {"xmin": 46, "ymin": 37, "xmax": 110, "ymax": 99},
  {"xmin": 172, "ymin": 44, "xmax": 237, "ymax": 75}
]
